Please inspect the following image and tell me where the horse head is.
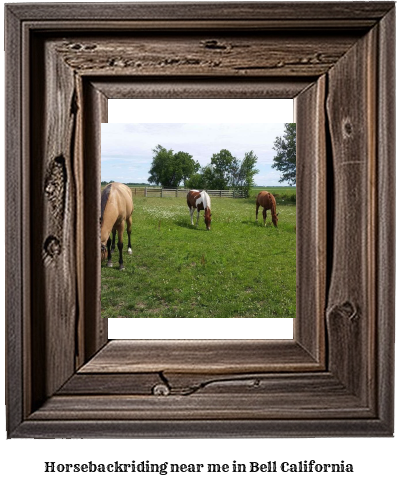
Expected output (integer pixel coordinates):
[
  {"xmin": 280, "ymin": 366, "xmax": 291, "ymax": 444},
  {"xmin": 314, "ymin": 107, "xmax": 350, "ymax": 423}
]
[
  {"xmin": 204, "ymin": 208, "xmax": 212, "ymax": 231},
  {"xmin": 272, "ymin": 212, "xmax": 279, "ymax": 227}
]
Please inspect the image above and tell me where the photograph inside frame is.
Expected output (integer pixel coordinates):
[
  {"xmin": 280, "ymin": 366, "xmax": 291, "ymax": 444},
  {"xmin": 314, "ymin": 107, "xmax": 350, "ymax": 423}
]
[{"xmin": 100, "ymin": 101, "xmax": 296, "ymax": 324}]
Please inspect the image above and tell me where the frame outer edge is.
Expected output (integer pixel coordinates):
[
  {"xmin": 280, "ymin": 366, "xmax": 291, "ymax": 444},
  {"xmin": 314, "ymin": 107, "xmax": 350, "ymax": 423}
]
[
  {"xmin": 5, "ymin": 6, "xmax": 24, "ymax": 436},
  {"xmin": 5, "ymin": 2, "xmax": 395, "ymax": 438},
  {"xmin": 5, "ymin": 2, "xmax": 395, "ymax": 21},
  {"xmin": 377, "ymin": 7, "xmax": 395, "ymax": 433},
  {"xmin": 11, "ymin": 418, "xmax": 393, "ymax": 439}
]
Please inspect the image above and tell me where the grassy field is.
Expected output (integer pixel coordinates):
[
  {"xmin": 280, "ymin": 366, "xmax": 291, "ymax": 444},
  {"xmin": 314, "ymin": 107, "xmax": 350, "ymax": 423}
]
[{"xmin": 101, "ymin": 188, "xmax": 296, "ymax": 318}]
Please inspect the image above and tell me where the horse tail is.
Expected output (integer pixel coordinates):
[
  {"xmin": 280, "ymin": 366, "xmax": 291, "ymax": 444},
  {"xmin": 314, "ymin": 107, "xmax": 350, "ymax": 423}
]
[{"xmin": 101, "ymin": 184, "xmax": 112, "ymax": 224}]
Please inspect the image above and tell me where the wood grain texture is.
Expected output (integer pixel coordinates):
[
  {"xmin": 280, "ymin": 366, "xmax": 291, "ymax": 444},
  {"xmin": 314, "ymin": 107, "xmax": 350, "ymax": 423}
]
[
  {"xmin": 376, "ymin": 7, "xmax": 395, "ymax": 432},
  {"xmin": 13, "ymin": 418, "xmax": 391, "ymax": 439},
  {"xmin": 92, "ymin": 78, "xmax": 311, "ymax": 99},
  {"xmin": 53, "ymin": 33, "xmax": 360, "ymax": 78},
  {"xmin": 5, "ymin": 5, "xmax": 24, "ymax": 436},
  {"xmin": 326, "ymin": 26, "xmax": 377, "ymax": 405},
  {"xmin": 80, "ymin": 81, "xmax": 108, "ymax": 363},
  {"xmin": 60, "ymin": 371, "xmax": 355, "ymax": 397},
  {"xmin": 5, "ymin": 2, "xmax": 395, "ymax": 438},
  {"xmin": 79, "ymin": 340, "xmax": 321, "ymax": 374},
  {"xmin": 7, "ymin": 2, "xmax": 394, "ymax": 22},
  {"xmin": 295, "ymin": 76, "xmax": 326, "ymax": 363},
  {"xmin": 30, "ymin": 37, "xmax": 78, "ymax": 408},
  {"xmin": 29, "ymin": 394, "xmax": 371, "ymax": 421}
]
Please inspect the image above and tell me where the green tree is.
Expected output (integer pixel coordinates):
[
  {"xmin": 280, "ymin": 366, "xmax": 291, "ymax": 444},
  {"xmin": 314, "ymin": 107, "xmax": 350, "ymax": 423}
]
[
  {"xmin": 271, "ymin": 123, "xmax": 296, "ymax": 185},
  {"xmin": 148, "ymin": 145, "xmax": 200, "ymax": 187},
  {"xmin": 235, "ymin": 151, "xmax": 259, "ymax": 196},
  {"xmin": 187, "ymin": 150, "xmax": 259, "ymax": 195},
  {"xmin": 210, "ymin": 149, "xmax": 239, "ymax": 189},
  {"xmin": 174, "ymin": 151, "xmax": 201, "ymax": 185},
  {"xmin": 185, "ymin": 172, "xmax": 204, "ymax": 189}
]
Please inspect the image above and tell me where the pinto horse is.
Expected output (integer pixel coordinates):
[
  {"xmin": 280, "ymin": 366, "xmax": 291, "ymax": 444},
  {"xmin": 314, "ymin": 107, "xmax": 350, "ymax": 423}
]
[
  {"xmin": 187, "ymin": 190, "xmax": 212, "ymax": 230},
  {"xmin": 101, "ymin": 182, "xmax": 134, "ymax": 270},
  {"xmin": 256, "ymin": 191, "xmax": 278, "ymax": 227}
]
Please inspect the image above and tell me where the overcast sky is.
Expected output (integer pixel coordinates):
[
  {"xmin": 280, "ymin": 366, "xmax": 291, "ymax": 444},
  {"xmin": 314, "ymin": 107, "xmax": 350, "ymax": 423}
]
[{"xmin": 101, "ymin": 122, "xmax": 292, "ymax": 186}]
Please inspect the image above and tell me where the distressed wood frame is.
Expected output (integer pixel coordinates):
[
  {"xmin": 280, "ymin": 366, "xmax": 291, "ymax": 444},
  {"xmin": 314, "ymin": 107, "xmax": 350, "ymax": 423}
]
[{"xmin": 5, "ymin": 2, "xmax": 395, "ymax": 438}]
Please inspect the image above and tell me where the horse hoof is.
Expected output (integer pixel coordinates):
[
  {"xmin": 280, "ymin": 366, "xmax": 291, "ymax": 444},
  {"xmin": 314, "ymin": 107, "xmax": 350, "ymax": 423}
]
[
  {"xmin": 107, "ymin": 261, "xmax": 113, "ymax": 267},
  {"xmin": 127, "ymin": 248, "xmax": 132, "ymax": 255},
  {"xmin": 119, "ymin": 266, "xmax": 125, "ymax": 271}
]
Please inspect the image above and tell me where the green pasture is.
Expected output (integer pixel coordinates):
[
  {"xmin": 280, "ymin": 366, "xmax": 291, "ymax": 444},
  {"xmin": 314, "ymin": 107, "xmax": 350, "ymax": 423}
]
[{"xmin": 101, "ymin": 189, "xmax": 296, "ymax": 318}]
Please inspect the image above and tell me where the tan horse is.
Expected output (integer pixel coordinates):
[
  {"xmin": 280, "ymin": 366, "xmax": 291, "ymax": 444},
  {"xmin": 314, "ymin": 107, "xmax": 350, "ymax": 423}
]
[
  {"xmin": 256, "ymin": 191, "xmax": 278, "ymax": 227},
  {"xmin": 101, "ymin": 182, "xmax": 134, "ymax": 270},
  {"xmin": 187, "ymin": 190, "xmax": 212, "ymax": 230}
]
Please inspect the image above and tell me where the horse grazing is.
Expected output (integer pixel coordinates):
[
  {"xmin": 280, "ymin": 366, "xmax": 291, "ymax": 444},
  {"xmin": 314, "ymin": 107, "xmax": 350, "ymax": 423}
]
[
  {"xmin": 101, "ymin": 182, "xmax": 134, "ymax": 270},
  {"xmin": 187, "ymin": 190, "xmax": 212, "ymax": 230},
  {"xmin": 256, "ymin": 191, "xmax": 278, "ymax": 227}
]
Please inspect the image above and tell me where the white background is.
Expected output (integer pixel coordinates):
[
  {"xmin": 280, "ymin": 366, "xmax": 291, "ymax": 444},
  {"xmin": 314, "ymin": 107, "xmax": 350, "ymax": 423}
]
[
  {"xmin": 107, "ymin": 98, "xmax": 294, "ymax": 339},
  {"xmin": 1, "ymin": 1, "xmax": 398, "ymax": 486}
]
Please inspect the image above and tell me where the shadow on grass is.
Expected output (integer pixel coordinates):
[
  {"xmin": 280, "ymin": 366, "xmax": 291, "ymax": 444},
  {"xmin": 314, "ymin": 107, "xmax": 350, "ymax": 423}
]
[
  {"xmin": 241, "ymin": 220, "xmax": 262, "ymax": 226},
  {"xmin": 233, "ymin": 198, "xmax": 296, "ymax": 208},
  {"xmin": 174, "ymin": 221, "xmax": 208, "ymax": 231},
  {"xmin": 241, "ymin": 220, "xmax": 280, "ymax": 230}
]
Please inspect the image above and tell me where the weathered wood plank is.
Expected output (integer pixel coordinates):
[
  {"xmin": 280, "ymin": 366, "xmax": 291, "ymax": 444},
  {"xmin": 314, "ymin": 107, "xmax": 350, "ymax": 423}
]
[
  {"xmin": 58, "ymin": 373, "xmax": 162, "ymax": 395},
  {"xmin": 79, "ymin": 340, "xmax": 321, "ymax": 374},
  {"xmin": 30, "ymin": 37, "xmax": 78, "ymax": 407},
  {"xmin": 13, "ymin": 417, "xmax": 392, "ymax": 439},
  {"xmin": 55, "ymin": 33, "xmax": 360, "ymax": 78},
  {"xmin": 295, "ymin": 76, "xmax": 326, "ymax": 363},
  {"xmin": 326, "ymin": 27, "xmax": 377, "ymax": 404},
  {"xmin": 59, "ymin": 371, "xmax": 346, "ymax": 397},
  {"xmin": 92, "ymin": 78, "xmax": 312, "ymax": 99},
  {"xmin": 28, "ymin": 390, "xmax": 372, "ymax": 421},
  {"xmin": 376, "ymin": 7, "xmax": 395, "ymax": 432},
  {"xmin": 8, "ymin": 2, "xmax": 394, "ymax": 22},
  {"xmin": 81, "ymin": 81, "xmax": 109, "ymax": 362},
  {"xmin": 5, "ymin": 6, "xmax": 24, "ymax": 437}
]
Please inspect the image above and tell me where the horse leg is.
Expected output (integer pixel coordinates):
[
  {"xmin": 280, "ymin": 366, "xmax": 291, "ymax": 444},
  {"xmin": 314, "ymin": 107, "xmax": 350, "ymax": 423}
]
[
  {"xmin": 106, "ymin": 237, "xmax": 113, "ymax": 267},
  {"xmin": 126, "ymin": 215, "xmax": 132, "ymax": 255},
  {"xmin": 189, "ymin": 207, "xmax": 194, "ymax": 225},
  {"xmin": 117, "ymin": 223, "xmax": 125, "ymax": 270},
  {"xmin": 256, "ymin": 202, "xmax": 259, "ymax": 221},
  {"xmin": 263, "ymin": 208, "xmax": 267, "ymax": 226},
  {"xmin": 111, "ymin": 229, "xmax": 116, "ymax": 253}
]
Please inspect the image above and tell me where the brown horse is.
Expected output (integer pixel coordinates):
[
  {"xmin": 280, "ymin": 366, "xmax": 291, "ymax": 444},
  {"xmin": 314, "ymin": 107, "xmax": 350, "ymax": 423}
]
[
  {"xmin": 256, "ymin": 191, "xmax": 278, "ymax": 227},
  {"xmin": 101, "ymin": 182, "xmax": 134, "ymax": 270},
  {"xmin": 187, "ymin": 190, "xmax": 212, "ymax": 230}
]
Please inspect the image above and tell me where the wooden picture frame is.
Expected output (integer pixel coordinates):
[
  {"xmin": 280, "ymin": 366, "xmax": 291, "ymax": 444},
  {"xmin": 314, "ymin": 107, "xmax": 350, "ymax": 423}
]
[{"xmin": 5, "ymin": 2, "xmax": 395, "ymax": 438}]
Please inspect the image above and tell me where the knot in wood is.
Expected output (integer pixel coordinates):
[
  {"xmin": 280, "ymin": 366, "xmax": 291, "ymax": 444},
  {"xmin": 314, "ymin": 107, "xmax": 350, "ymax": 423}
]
[
  {"xmin": 152, "ymin": 383, "xmax": 170, "ymax": 396},
  {"xmin": 201, "ymin": 39, "xmax": 227, "ymax": 50},
  {"xmin": 342, "ymin": 118, "xmax": 353, "ymax": 137},
  {"xmin": 327, "ymin": 301, "xmax": 358, "ymax": 323},
  {"xmin": 44, "ymin": 236, "xmax": 61, "ymax": 257},
  {"xmin": 45, "ymin": 181, "xmax": 56, "ymax": 197}
]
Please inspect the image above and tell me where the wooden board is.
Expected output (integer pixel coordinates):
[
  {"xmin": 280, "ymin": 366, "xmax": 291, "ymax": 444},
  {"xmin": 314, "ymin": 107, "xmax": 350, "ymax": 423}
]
[{"xmin": 5, "ymin": 2, "xmax": 395, "ymax": 438}]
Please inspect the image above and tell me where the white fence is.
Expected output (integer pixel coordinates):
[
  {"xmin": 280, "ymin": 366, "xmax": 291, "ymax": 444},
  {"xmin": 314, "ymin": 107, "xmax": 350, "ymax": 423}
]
[{"xmin": 142, "ymin": 187, "xmax": 246, "ymax": 198}]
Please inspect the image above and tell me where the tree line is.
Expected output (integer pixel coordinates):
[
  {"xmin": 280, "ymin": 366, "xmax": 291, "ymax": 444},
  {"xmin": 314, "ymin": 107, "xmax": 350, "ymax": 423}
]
[
  {"xmin": 148, "ymin": 123, "xmax": 296, "ymax": 194},
  {"xmin": 148, "ymin": 145, "xmax": 259, "ymax": 197},
  {"xmin": 102, "ymin": 123, "xmax": 296, "ymax": 194}
]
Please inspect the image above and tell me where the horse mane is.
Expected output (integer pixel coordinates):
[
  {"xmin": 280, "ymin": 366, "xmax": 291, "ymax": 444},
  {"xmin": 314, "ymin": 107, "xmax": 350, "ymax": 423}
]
[
  {"xmin": 201, "ymin": 190, "xmax": 211, "ymax": 210},
  {"xmin": 101, "ymin": 184, "xmax": 112, "ymax": 224}
]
